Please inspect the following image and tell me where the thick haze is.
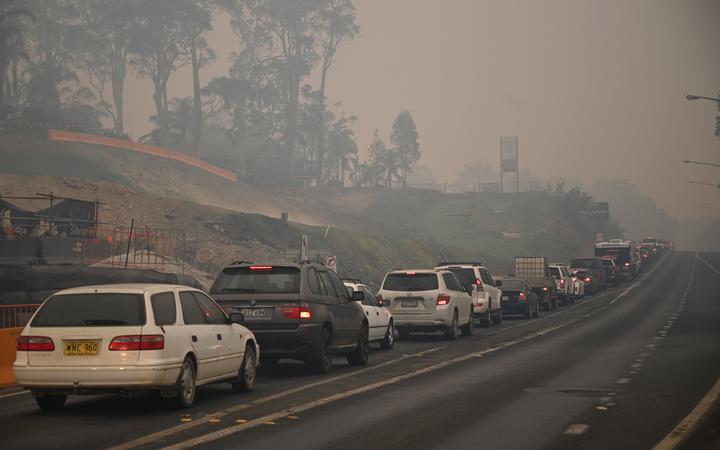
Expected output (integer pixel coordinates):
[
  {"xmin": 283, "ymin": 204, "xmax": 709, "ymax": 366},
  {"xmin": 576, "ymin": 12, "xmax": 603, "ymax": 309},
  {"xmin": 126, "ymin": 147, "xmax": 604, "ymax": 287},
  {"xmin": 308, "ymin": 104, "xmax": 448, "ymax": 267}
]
[{"xmin": 122, "ymin": 0, "xmax": 720, "ymax": 221}]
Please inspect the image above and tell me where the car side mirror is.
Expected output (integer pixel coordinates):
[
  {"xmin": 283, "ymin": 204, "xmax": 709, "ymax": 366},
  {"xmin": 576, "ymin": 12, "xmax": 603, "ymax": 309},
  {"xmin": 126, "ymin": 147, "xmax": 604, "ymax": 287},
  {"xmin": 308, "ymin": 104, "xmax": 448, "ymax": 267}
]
[
  {"xmin": 494, "ymin": 280, "xmax": 502, "ymax": 287},
  {"xmin": 352, "ymin": 290, "xmax": 365, "ymax": 302},
  {"xmin": 229, "ymin": 312, "xmax": 245, "ymax": 324}
]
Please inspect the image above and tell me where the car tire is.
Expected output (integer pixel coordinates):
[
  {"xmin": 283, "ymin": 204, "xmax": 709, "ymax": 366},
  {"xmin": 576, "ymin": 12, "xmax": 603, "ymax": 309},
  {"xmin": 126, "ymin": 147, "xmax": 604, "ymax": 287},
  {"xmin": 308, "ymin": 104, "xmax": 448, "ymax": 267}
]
[
  {"xmin": 494, "ymin": 309, "xmax": 503, "ymax": 324},
  {"xmin": 347, "ymin": 323, "xmax": 369, "ymax": 366},
  {"xmin": 231, "ymin": 344, "xmax": 257, "ymax": 393},
  {"xmin": 173, "ymin": 356, "xmax": 197, "ymax": 409},
  {"xmin": 483, "ymin": 311, "xmax": 493, "ymax": 327},
  {"xmin": 445, "ymin": 310, "xmax": 459, "ymax": 340},
  {"xmin": 380, "ymin": 321, "xmax": 395, "ymax": 350},
  {"xmin": 525, "ymin": 303, "xmax": 533, "ymax": 319},
  {"xmin": 535, "ymin": 302, "xmax": 541, "ymax": 318},
  {"xmin": 35, "ymin": 394, "xmax": 67, "ymax": 410},
  {"xmin": 307, "ymin": 327, "xmax": 333, "ymax": 374},
  {"xmin": 461, "ymin": 316, "xmax": 474, "ymax": 336}
]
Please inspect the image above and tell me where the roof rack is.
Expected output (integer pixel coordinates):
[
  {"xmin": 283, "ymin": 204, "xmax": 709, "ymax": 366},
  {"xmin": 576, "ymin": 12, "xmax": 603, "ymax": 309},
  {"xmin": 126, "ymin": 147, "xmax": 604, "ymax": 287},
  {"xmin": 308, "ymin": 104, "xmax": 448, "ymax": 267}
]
[{"xmin": 436, "ymin": 261, "xmax": 483, "ymax": 267}]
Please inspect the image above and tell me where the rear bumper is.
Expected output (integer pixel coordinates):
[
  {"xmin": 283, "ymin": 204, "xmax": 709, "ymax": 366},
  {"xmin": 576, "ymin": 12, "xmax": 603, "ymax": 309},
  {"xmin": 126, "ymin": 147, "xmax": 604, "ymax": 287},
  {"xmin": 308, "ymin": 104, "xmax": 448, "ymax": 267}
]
[
  {"xmin": 501, "ymin": 302, "xmax": 529, "ymax": 315},
  {"xmin": 12, "ymin": 363, "xmax": 180, "ymax": 389},
  {"xmin": 394, "ymin": 309, "xmax": 453, "ymax": 330},
  {"xmin": 249, "ymin": 323, "xmax": 323, "ymax": 358}
]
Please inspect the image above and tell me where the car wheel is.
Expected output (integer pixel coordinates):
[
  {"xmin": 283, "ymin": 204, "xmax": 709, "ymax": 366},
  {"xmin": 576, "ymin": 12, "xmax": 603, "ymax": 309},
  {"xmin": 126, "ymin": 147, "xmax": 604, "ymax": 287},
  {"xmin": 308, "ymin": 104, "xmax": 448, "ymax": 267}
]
[
  {"xmin": 535, "ymin": 302, "xmax": 541, "ymax": 318},
  {"xmin": 445, "ymin": 310, "xmax": 459, "ymax": 340},
  {"xmin": 232, "ymin": 344, "xmax": 257, "ymax": 393},
  {"xmin": 495, "ymin": 309, "xmax": 503, "ymax": 324},
  {"xmin": 347, "ymin": 323, "xmax": 369, "ymax": 366},
  {"xmin": 525, "ymin": 303, "xmax": 532, "ymax": 319},
  {"xmin": 380, "ymin": 320, "xmax": 395, "ymax": 350},
  {"xmin": 173, "ymin": 356, "xmax": 197, "ymax": 409},
  {"xmin": 307, "ymin": 327, "xmax": 333, "ymax": 374},
  {"xmin": 483, "ymin": 311, "xmax": 493, "ymax": 327},
  {"xmin": 35, "ymin": 394, "xmax": 67, "ymax": 410},
  {"xmin": 461, "ymin": 315, "xmax": 474, "ymax": 336}
]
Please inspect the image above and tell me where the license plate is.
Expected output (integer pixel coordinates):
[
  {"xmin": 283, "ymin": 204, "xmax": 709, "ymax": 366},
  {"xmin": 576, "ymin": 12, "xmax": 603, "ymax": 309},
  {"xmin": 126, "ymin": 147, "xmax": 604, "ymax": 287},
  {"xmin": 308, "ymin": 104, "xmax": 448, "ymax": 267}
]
[
  {"xmin": 401, "ymin": 299, "xmax": 418, "ymax": 307},
  {"xmin": 502, "ymin": 296, "xmax": 509, "ymax": 301},
  {"xmin": 64, "ymin": 340, "xmax": 99, "ymax": 356},
  {"xmin": 240, "ymin": 308, "xmax": 271, "ymax": 320}
]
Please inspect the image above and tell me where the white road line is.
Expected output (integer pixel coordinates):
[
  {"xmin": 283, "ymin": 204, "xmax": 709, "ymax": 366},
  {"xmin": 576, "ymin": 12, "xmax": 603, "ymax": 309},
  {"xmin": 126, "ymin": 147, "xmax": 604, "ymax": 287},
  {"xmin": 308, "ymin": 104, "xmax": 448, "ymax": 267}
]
[
  {"xmin": 564, "ymin": 424, "xmax": 590, "ymax": 435},
  {"xmin": 0, "ymin": 390, "xmax": 29, "ymax": 400},
  {"xmin": 653, "ymin": 376, "xmax": 720, "ymax": 450},
  {"xmin": 697, "ymin": 255, "xmax": 720, "ymax": 276}
]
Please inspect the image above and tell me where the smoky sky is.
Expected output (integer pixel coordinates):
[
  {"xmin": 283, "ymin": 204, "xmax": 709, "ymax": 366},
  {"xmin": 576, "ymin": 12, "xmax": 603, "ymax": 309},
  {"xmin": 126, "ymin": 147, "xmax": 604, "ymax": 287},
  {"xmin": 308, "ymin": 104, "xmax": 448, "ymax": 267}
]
[{"xmin": 121, "ymin": 0, "xmax": 720, "ymax": 220}]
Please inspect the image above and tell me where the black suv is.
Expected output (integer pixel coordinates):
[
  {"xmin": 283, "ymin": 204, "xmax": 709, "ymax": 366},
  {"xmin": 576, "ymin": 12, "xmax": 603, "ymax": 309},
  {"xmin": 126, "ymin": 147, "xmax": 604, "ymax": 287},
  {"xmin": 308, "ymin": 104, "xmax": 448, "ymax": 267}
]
[{"xmin": 210, "ymin": 261, "xmax": 369, "ymax": 374}]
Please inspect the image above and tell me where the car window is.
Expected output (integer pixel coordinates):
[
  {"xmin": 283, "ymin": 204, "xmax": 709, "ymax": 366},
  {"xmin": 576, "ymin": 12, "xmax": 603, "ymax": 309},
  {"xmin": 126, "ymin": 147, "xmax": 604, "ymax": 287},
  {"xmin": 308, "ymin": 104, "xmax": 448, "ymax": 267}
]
[
  {"xmin": 318, "ymin": 271, "xmax": 338, "ymax": 297},
  {"xmin": 211, "ymin": 266, "xmax": 300, "ymax": 294},
  {"xmin": 31, "ymin": 293, "xmax": 146, "ymax": 327},
  {"xmin": 192, "ymin": 292, "xmax": 228, "ymax": 325},
  {"xmin": 328, "ymin": 271, "xmax": 351, "ymax": 300},
  {"xmin": 151, "ymin": 292, "xmax": 177, "ymax": 326},
  {"xmin": 307, "ymin": 268, "xmax": 322, "ymax": 295},
  {"xmin": 447, "ymin": 268, "xmax": 475, "ymax": 287},
  {"xmin": 442, "ymin": 273, "xmax": 463, "ymax": 292},
  {"xmin": 180, "ymin": 292, "xmax": 207, "ymax": 325},
  {"xmin": 479, "ymin": 269, "xmax": 493, "ymax": 285},
  {"xmin": 363, "ymin": 287, "xmax": 378, "ymax": 306},
  {"xmin": 383, "ymin": 273, "xmax": 439, "ymax": 291},
  {"xmin": 548, "ymin": 267, "xmax": 561, "ymax": 278}
]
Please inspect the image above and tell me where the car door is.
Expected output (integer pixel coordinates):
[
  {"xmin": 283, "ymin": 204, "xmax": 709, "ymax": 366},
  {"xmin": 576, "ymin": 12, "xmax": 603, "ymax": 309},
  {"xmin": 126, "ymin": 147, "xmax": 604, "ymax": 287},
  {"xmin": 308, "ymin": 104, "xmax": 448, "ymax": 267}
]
[
  {"xmin": 317, "ymin": 270, "xmax": 350, "ymax": 345},
  {"xmin": 443, "ymin": 273, "xmax": 471, "ymax": 323},
  {"xmin": 178, "ymin": 291, "xmax": 221, "ymax": 382},
  {"xmin": 361, "ymin": 286, "xmax": 384, "ymax": 341},
  {"xmin": 144, "ymin": 291, "xmax": 187, "ymax": 368},
  {"xmin": 479, "ymin": 268, "xmax": 497, "ymax": 311},
  {"xmin": 327, "ymin": 270, "xmax": 361, "ymax": 346},
  {"xmin": 192, "ymin": 291, "xmax": 243, "ymax": 378}
]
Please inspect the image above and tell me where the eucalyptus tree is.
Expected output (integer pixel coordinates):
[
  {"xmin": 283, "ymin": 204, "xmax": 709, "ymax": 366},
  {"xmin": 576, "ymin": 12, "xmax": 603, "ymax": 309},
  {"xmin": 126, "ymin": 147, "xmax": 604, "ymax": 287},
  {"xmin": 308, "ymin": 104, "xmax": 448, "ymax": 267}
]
[
  {"xmin": 0, "ymin": 1, "xmax": 33, "ymax": 106},
  {"xmin": 390, "ymin": 110, "xmax": 420, "ymax": 188},
  {"xmin": 129, "ymin": 1, "xmax": 187, "ymax": 147}
]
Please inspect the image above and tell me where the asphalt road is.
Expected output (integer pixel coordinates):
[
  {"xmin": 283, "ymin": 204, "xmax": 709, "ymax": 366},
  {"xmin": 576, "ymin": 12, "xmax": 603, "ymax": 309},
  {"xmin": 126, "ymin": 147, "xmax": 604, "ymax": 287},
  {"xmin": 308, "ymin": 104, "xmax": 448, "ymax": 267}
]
[{"xmin": 1, "ymin": 251, "xmax": 718, "ymax": 450}]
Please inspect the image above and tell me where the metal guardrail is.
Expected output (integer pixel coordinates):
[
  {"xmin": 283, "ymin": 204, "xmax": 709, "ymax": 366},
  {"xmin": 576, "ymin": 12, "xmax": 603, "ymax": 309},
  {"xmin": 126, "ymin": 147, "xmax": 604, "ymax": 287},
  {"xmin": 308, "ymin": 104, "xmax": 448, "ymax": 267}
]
[{"xmin": 1, "ymin": 304, "xmax": 40, "ymax": 329}]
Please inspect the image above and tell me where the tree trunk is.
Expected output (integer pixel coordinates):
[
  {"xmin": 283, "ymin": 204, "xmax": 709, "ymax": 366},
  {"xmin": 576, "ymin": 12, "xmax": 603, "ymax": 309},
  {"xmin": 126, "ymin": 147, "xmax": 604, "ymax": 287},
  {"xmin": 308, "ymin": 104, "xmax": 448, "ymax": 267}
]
[
  {"xmin": 153, "ymin": 81, "xmax": 169, "ymax": 147},
  {"xmin": 317, "ymin": 58, "xmax": 329, "ymax": 186},
  {"xmin": 111, "ymin": 50, "xmax": 126, "ymax": 134},
  {"xmin": 190, "ymin": 40, "xmax": 202, "ymax": 156}
]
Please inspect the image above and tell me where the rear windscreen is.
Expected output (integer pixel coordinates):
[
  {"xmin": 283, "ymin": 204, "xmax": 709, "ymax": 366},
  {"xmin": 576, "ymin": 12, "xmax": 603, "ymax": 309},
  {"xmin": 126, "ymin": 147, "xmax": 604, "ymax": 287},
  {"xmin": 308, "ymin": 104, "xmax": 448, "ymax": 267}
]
[
  {"xmin": 212, "ymin": 267, "xmax": 301, "ymax": 294},
  {"xmin": 382, "ymin": 273, "xmax": 439, "ymax": 291},
  {"xmin": 498, "ymin": 279, "xmax": 524, "ymax": 290},
  {"xmin": 31, "ymin": 293, "xmax": 146, "ymax": 327},
  {"xmin": 447, "ymin": 268, "xmax": 476, "ymax": 286}
]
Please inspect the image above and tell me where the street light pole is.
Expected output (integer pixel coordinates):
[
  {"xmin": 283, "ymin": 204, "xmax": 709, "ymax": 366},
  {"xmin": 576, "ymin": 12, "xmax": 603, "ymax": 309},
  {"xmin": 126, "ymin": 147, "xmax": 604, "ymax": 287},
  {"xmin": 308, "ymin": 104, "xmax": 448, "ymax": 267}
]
[
  {"xmin": 683, "ymin": 160, "xmax": 720, "ymax": 168},
  {"xmin": 686, "ymin": 94, "xmax": 720, "ymax": 103}
]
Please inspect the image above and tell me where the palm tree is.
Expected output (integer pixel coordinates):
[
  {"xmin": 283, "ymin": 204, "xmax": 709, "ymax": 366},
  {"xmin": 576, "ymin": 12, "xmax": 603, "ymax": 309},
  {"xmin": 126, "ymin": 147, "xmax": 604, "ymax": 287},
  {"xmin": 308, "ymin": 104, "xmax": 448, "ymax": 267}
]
[{"xmin": 373, "ymin": 148, "xmax": 402, "ymax": 189}]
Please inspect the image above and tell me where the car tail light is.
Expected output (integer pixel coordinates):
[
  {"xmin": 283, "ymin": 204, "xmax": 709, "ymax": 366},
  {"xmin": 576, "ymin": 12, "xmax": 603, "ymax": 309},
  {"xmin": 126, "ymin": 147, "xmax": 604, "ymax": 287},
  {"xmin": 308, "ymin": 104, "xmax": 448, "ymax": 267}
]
[
  {"xmin": 436, "ymin": 294, "xmax": 450, "ymax": 306},
  {"xmin": 583, "ymin": 277, "xmax": 591, "ymax": 283},
  {"xmin": 376, "ymin": 294, "xmax": 384, "ymax": 306},
  {"xmin": 109, "ymin": 335, "xmax": 164, "ymax": 351},
  {"xmin": 519, "ymin": 292, "xmax": 527, "ymax": 301},
  {"xmin": 624, "ymin": 262, "xmax": 630, "ymax": 267},
  {"xmin": 475, "ymin": 278, "xmax": 482, "ymax": 286},
  {"xmin": 560, "ymin": 279, "xmax": 566, "ymax": 287},
  {"xmin": 250, "ymin": 266, "xmax": 273, "ymax": 271},
  {"xmin": 542, "ymin": 286, "xmax": 549, "ymax": 292},
  {"xmin": 281, "ymin": 304, "xmax": 312, "ymax": 320},
  {"xmin": 17, "ymin": 336, "xmax": 55, "ymax": 352},
  {"xmin": 405, "ymin": 271, "xmax": 416, "ymax": 276}
]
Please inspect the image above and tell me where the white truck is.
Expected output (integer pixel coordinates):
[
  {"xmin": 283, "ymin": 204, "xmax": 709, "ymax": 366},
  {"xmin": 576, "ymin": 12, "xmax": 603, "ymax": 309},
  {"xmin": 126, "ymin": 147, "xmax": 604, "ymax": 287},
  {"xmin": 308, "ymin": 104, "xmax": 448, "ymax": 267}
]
[{"xmin": 594, "ymin": 239, "xmax": 638, "ymax": 279}]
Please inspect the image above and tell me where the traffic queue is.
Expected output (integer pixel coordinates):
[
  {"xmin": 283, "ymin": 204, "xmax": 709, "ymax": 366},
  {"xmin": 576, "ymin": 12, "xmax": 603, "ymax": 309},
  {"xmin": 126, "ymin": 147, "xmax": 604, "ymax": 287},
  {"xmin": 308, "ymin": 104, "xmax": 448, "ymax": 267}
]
[{"xmin": 11, "ymin": 238, "xmax": 671, "ymax": 410}]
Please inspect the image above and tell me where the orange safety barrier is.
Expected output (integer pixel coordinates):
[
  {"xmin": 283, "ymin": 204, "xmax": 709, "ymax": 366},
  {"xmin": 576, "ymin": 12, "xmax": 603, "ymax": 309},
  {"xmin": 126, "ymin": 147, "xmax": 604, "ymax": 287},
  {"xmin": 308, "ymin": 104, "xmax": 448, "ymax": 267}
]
[
  {"xmin": 48, "ymin": 129, "xmax": 238, "ymax": 183},
  {"xmin": 1, "ymin": 304, "xmax": 40, "ymax": 329},
  {"xmin": 0, "ymin": 327, "xmax": 22, "ymax": 387}
]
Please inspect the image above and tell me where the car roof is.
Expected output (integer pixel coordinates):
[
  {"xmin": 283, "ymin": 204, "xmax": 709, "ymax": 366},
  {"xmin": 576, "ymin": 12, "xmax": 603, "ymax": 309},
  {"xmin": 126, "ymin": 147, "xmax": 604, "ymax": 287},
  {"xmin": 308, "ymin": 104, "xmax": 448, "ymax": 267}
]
[
  {"xmin": 388, "ymin": 269, "xmax": 439, "ymax": 275},
  {"xmin": 53, "ymin": 284, "xmax": 200, "ymax": 296}
]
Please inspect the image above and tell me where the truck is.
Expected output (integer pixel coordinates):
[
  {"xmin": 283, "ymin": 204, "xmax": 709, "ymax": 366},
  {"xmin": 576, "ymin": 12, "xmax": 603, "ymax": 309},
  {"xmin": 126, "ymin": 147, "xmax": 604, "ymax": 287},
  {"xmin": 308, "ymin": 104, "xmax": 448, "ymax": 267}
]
[
  {"xmin": 594, "ymin": 239, "xmax": 638, "ymax": 279},
  {"xmin": 512, "ymin": 257, "xmax": 558, "ymax": 311}
]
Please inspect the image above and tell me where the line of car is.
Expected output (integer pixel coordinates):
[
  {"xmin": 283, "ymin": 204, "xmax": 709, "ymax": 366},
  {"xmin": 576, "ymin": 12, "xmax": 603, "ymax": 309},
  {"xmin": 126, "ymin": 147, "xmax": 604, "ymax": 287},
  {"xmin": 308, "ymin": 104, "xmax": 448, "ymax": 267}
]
[{"xmin": 11, "ymin": 238, "xmax": 671, "ymax": 410}]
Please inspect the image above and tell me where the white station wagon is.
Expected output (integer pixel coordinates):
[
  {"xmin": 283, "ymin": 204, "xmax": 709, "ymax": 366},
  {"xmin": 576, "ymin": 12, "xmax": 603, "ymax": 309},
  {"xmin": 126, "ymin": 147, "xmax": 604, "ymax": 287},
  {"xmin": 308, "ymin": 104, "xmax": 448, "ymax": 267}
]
[{"xmin": 13, "ymin": 284, "xmax": 259, "ymax": 410}]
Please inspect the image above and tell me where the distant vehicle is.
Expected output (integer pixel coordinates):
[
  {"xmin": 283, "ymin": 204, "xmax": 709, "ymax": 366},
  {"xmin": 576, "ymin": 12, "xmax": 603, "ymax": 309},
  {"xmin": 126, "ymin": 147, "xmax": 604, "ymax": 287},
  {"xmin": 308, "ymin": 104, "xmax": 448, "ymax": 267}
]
[
  {"xmin": 210, "ymin": 262, "xmax": 369, "ymax": 374},
  {"xmin": 512, "ymin": 257, "xmax": 558, "ymax": 310},
  {"xmin": 569, "ymin": 271, "xmax": 586, "ymax": 299},
  {"xmin": 595, "ymin": 239, "xmax": 639, "ymax": 279},
  {"xmin": 548, "ymin": 263, "xmax": 575, "ymax": 304},
  {"xmin": 434, "ymin": 262, "xmax": 503, "ymax": 326},
  {"xmin": 378, "ymin": 269, "xmax": 473, "ymax": 340},
  {"xmin": 343, "ymin": 280, "xmax": 394, "ymax": 350},
  {"xmin": 13, "ymin": 284, "xmax": 258, "ymax": 410},
  {"xmin": 600, "ymin": 257, "xmax": 621, "ymax": 286},
  {"xmin": 570, "ymin": 257, "xmax": 607, "ymax": 294},
  {"xmin": 495, "ymin": 276, "xmax": 540, "ymax": 319}
]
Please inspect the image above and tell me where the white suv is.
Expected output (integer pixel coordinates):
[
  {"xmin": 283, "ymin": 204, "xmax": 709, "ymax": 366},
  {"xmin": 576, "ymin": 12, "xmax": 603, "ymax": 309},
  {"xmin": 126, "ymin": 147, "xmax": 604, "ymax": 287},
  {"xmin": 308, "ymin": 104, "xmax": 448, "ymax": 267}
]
[
  {"xmin": 13, "ymin": 284, "xmax": 259, "ymax": 410},
  {"xmin": 549, "ymin": 263, "xmax": 575, "ymax": 304},
  {"xmin": 435, "ymin": 262, "xmax": 503, "ymax": 326},
  {"xmin": 378, "ymin": 269, "xmax": 473, "ymax": 340}
]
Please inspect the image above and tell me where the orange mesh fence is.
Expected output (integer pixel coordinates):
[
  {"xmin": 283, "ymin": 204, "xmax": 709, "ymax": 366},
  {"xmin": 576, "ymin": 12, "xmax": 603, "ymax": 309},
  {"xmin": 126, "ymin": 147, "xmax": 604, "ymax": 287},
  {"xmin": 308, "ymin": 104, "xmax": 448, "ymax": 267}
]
[
  {"xmin": 48, "ymin": 129, "xmax": 238, "ymax": 183},
  {"xmin": 1, "ymin": 304, "xmax": 40, "ymax": 329}
]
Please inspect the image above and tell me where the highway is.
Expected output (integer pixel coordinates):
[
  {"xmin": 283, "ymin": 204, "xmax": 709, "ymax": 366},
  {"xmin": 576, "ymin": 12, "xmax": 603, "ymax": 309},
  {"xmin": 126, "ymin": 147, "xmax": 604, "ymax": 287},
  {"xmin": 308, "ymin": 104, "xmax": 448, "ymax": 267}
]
[{"xmin": 1, "ymin": 251, "xmax": 718, "ymax": 450}]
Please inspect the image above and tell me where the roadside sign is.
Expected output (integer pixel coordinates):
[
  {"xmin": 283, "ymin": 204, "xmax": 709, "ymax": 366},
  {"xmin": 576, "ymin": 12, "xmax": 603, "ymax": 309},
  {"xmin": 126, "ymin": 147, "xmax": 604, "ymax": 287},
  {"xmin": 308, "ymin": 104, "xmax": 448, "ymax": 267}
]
[
  {"xmin": 301, "ymin": 235, "xmax": 309, "ymax": 261},
  {"xmin": 596, "ymin": 232, "xmax": 604, "ymax": 242},
  {"xmin": 325, "ymin": 255, "xmax": 337, "ymax": 272},
  {"xmin": 586, "ymin": 202, "xmax": 610, "ymax": 220}
]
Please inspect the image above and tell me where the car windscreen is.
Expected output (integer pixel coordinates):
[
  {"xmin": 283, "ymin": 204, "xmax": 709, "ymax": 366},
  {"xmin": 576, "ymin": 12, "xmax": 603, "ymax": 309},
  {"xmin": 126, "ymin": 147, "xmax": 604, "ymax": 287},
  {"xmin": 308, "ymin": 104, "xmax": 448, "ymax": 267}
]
[
  {"xmin": 31, "ymin": 293, "xmax": 146, "ymax": 327},
  {"xmin": 382, "ymin": 273, "xmax": 438, "ymax": 291},
  {"xmin": 548, "ymin": 267, "xmax": 561, "ymax": 278},
  {"xmin": 212, "ymin": 266, "xmax": 301, "ymax": 294},
  {"xmin": 571, "ymin": 259, "xmax": 593, "ymax": 268},
  {"xmin": 446, "ymin": 268, "xmax": 476, "ymax": 286},
  {"xmin": 498, "ymin": 279, "xmax": 524, "ymax": 290}
]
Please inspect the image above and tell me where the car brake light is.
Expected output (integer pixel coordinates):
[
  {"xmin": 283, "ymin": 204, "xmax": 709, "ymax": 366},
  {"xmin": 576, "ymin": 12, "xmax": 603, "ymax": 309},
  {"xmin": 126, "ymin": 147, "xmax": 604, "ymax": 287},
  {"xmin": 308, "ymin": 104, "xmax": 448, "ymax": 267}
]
[
  {"xmin": 475, "ymin": 278, "xmax": 482, "ymax": 286},
  {"xmin": 519, "ymin": 292, "xmax": 527, "ymax": 301},
  {"xmin": 109, "ymin": 335, "xmax": 164, "ymax": 351},
  {"xmin": 17, "ymin": 336, "xmax": 55, "ymax": 352},
  {"xmin": 376, "ymin": 294, "xmax": 385, "ymax": 306},
  {"xmin": 542, "ymin": 286, "xmax": 549, "ymax": 292},
  {"xmin": 560, "ymin": 279, "xmax": 566, "ymax": 287},
  {"xmin": 281, "ymin": 304, "xmax": 312, "ymax": 320},
  {"xmin": 405, "ymin": 271, "xmax": 416, "ymax": 276},
  {"xmin": 624, "ymin": 262, "xmax": 630, "ymax": 267},
  {"xmin": 583, "ymin": 277, "xmax": 591, "ymax": 283},
  {"xmin": 250, "ymin": 266, "xmax": 273, "ymax": 271},
  {"xmin": 436, "ymin": 294, "xmax": 450, "ymax": 306}
]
